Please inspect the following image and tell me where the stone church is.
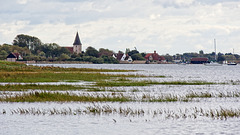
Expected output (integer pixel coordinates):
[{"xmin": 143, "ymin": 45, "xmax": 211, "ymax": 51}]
[{"xmin": 63, "ymin": 32, "xmax": 82, "ymax": 54}]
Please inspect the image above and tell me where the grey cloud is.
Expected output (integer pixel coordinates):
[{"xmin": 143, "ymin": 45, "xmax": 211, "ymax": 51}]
[{"xmin": 196, "ymin": 0, "xmax": 240, "ymax": 5}]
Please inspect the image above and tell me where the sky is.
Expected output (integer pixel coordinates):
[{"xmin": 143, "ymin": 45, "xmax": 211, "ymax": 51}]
[{"xmin": 1, "ymin": 0, "xmax": 240, "ymax": 55}]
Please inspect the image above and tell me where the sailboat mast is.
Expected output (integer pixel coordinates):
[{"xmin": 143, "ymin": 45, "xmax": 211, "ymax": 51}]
[{"xmin": 214, "ymin": 39, "xmax": 217, "ymax": 61}]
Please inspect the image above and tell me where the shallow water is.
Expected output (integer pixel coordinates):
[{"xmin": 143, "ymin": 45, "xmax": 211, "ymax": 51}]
[{"xmin": 1, "ymin": 64, "xmax": 240, "ymax": 134}]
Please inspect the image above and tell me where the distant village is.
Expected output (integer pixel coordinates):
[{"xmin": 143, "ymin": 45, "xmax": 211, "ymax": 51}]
[{"xmin": 1, "ymin": 33, "xmax": 240, "ymax": 64}]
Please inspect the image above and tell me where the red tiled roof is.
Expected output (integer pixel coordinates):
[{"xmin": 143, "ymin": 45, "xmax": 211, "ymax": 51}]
[
  {"xmin": 116, "ymin": 53, "xmax": 124, "ymax": 61},
  {"xmin": 63, "ymin": 47, "xmax": 74, "ymax": 54},
  {"xmin": 191, "ymin": 57, "xmax": 208, "ymax": 61},
  {"xmin": 144, "ymin": 51, "xmax": 165, "ymax": 61},
  {"xmin": 159, "ymin": 56, "xmax": 166, "ymax": 61}
]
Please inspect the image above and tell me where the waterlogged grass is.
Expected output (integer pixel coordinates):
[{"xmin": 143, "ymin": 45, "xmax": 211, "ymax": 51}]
[
  {"xmin": 95, "ymin": 80, "xmax": 161, "ymax": 87},
  {"xmin": 158, "ymin": 81, "xmax": 217, "ymax": 85},
  {"xmin": 95, "ymin": 80, "xmax": 218, "ymax": 87},
  {"xmin": 0, "ymin": 92, "xmax": 131, "ymax": 102},
  {"xmin": 1, "ymin": 91, "xmax": 240, "ymax": 103},
  {"xmin": 0, "ymin": 72, "xmax": 147, "ymax": 83},
  {"xmin": 0, "ymin": 92, "xmax": 185, "ymax": 102},
  {"xmin": 2, "ymin": 106, "xmax": 240, "ymax": 120},
  {"xmin": 0, "ymin": 84, "xmax": 117, "ymax": 92},
  {"xmin": 0, "ymin": 84, "xmax": 88, "ymax": 91},
  {"xmin": 0, "ymin": 61, "xmax": 155, "ymax": 83},
  {"xmin": 0, "ymin": 61, "xmax": 133, "ymax": 72}
]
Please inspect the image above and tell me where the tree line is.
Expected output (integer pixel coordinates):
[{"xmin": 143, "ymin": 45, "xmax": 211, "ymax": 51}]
[
  {"xmin": 0, "ymin": 34, "xmax": 239, "ymax": 63},
  {"xmin": 0, "ymin": 34, "xmax": 143, "ymax": 63}
]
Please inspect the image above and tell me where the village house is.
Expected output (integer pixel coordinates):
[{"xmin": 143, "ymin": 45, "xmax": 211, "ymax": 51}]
[
  {"xmin": 190, "ymin": 57, "xmax": 208, "ymax": 64},
  {"xmin": 144, "ymin": 51, "xmax": 166, "ymax": 63},
  {"xmin": 115, "ymin": 52, "xmax": 133, "ymax": 63},
  {"xmin": 6, "ymin": 52, "xmax": 23, "ymax": 62}
]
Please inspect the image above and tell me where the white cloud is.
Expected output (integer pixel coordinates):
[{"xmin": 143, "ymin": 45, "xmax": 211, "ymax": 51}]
[
  {"xmin": 1, "ymin": 0, "xmax": 240, "ymax": 54},
  {"xmin": 17, "ymin": 0, "xmax": 28, "ymax": 4},
  {"xmin": 195, "ymin": 44, "xmax": 205, "ymax": 50}
]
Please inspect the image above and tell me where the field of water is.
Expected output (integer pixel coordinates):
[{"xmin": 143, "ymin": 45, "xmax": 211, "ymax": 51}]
[{"xmin": 1, "ymin": 64, "xmax": 240, "ymax": 135}]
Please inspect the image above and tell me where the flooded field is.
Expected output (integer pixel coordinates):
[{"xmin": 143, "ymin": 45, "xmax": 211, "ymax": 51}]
[{"xmin": 1, "ymin": 64, "xmax": 240, "ymax": 134}]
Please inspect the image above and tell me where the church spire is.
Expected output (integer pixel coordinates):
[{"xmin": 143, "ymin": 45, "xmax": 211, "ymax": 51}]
[{"xmin": 73, "ymin": 32, "xmax": 82, "ymax": 45}]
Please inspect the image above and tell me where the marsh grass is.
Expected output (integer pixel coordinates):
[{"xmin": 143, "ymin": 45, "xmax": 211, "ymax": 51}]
[
  {"xmin": 186, "ymin": 91, "xmax": 240, "ymax": 98},
  {"xmin": 95, "ymin": 80, "xmax": 160, "ymax": 87},
  {"xmin": 0, "ymin": 72, "xmax": 147, "ymax": 83},
  {"xmin": 95, "ymin": 80, "xmax": 218, "ymax": 87},
  {"xmin": 2, "ymin": 91, "xmax": 240, "ymax": 103},
  {"xmin": 158, "ymin": 81, "xmax": 217, "ymax": 85},
  {"xmin": 0, "ymin": 84, "xmax": 87, "ymax": 91},
  {"xmin": 3, "ymin": 106, "xmax": 240, "ymax": 120},
  {"xmin": 0, "ymin": 91, "xmax": 131, "ymax": 102},
  {"xmin": 0, "ymin": 61, "xmax": 133, "ymax": 72}
]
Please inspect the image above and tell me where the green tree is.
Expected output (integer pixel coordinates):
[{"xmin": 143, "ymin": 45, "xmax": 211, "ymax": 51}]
[
  {"xmin": 141, "ymin": 53, "xmax": 146, "ymax": 57},
  {"xmin": 131, "ymin": 53, "xmax": 145, "ymax": 60},
  {"xmin": 99, "ymin": 48, "xmax": 113, "ymax": 57},
  {"xmin": 101, "ymin": 56, "xmax": 119, "ymax": 64},
  {"xmin": 0, "ymin": 50, "xmax": 8, "ymax": 60},
  {"xmin": 217, "ymin": 55, "xmax": 225, "ymax": 62},
  {"xmin": 59, "ymin": 53, "xmax": 70, "ymax": 61},
  {"xmin": 163, "ymin": 54, "xmax": 173, "ymax": 62},
  {"xmin": 85, "ymin": 46, "xmax": 99, "ymax": 57},
  {"xmin": 13, "ymin": 34, "xmax": 42, "ymax": 54},
  {"xmin": 128, "ymin": 50, "xmax": 139, "ymax": 56},
  {"xmin": 91, "ymin": 57, "xmax": 104, "ymax": 64}
]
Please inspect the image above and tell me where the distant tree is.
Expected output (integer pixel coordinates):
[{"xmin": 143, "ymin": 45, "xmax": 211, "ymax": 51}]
[
  {"xmin": 91, "ymin": 57, "xmax": 104, "ymax": 64},
  {"xmin": 101, "ymin": 55, "xmax": 119, "ymax": 64},
  {"xmin": 199, "ymin": 50, "xmax": 204, "ymax": 55},
  {"xmin": 85, "ymin": 46, "xmax": 99, "ymax": 57},
  {"xmin": 99, "ymin": 48, "xmax": 113, "ymax": 57},
  {"xmin": 40, "ymin": 43, "xmax": 69, "ymax": 58},
  {"xmin": 0, "ymin": 50, "xmax": 8, "ymax": 60},
  {"xmin": 125, "ymin": 48, "xmax": 130, "ymax": 54},
  {"xmin": 59, "ymin": 53, "xmax": 70, "ymax": 61},
  {"xmin": 71, "ymin": 53, "xmax": 78, "ymax": 59},
  {"xmin": 38, "ymin": 51, "xmax": 46, "ymax": 57},
  {"xmin": 163, "ymin": 54, "xmax": 173, "ymax": 62},
  {"xmin": 82, "ymin": 56, "xmax": 94, "ymax": 62},
  {"xmin": 140, "ymin": 53, "xmax": 146, "ymax": 57},
  {"xmin": 131, "ymin": 53, "xmax": 145, "ymax": 60},
  {"xmin": 13, "ymin": 34, "xmax": 42, "ymax": 54},
  {"xmin": 128, "ymin": 50, "xmax": 139, "ymax": 56},
  {"xmin": 217, "ymin": 55, "xmax": 225, "ymax": 62},
  {"xmin": 234, "ymin": 54, "xmax": 240, "ymax": 59}
]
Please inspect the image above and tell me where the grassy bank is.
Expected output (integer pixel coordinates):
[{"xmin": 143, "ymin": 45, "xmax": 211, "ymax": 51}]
[
  {"xmin": 0, "ymin": 72, "xmax": 145, "ymax": 83},
  {"xmin": 0, "ymin": 84, "xmax": 88, "ymax": 91},
  {"xmin": 0, "ymin": 61, "xmax": 133, "ymax": 72}
]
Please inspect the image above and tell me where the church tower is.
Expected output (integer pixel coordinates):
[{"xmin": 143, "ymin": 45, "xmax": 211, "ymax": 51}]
[{"xmin": 73, "ymin": 32, "xmax": 82, "ymax": 54}]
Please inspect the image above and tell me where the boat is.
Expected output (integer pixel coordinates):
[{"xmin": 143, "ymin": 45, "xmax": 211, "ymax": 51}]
[
  {"xmin": 227, "ymin": 49, "xmax": 237, "ymax": 65},
  {"xmin": 205, "ymin": 61, "xmax": 222, "ymax": 66},
  {"xmin": 178, "ymin": 62, "xmax": 187, "ymax": 65},
  {"xmin": 205, "ymin": 39, "xmax": 222, "ymax": 66},
  {"xmin": 227, "ymin": 62, "xmax": 237, "ymax": 65}
]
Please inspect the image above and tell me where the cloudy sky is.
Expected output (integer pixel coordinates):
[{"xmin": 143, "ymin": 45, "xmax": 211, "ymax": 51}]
[{"xmin": 1, "ymin": 0, "xmax": 240, "ymax": 55}]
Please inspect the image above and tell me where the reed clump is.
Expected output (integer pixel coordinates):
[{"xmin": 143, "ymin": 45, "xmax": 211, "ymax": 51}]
[
  {"xmin": 1, "ymin": 91, "xmax": 240, "ymax": 103},
  {"xmin": 0, "ymin": 91, "xmax": 131, "ymax": 102},
  {"xmin": 158, "ymin": 81, "xmax": 216, "ymax": 85},
  {"xmin": 3, "ymin": 106, "xmax": 240, "ymax": 120}
]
